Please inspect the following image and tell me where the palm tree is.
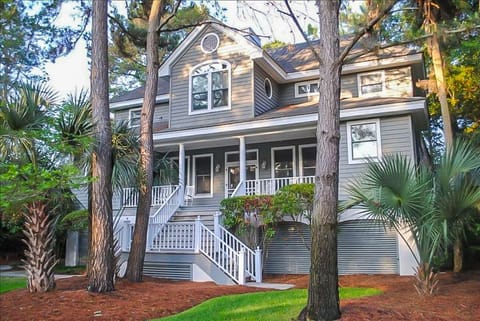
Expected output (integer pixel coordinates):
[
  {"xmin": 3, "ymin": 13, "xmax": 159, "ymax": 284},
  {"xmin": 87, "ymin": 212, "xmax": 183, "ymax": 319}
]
[
  {"xmin": 0, "ymin": 82, "xmax": 63, "ymax": 292},
  {"xmin": 342, "ymin": 140, "xmax": 480, "ymax": 295}
]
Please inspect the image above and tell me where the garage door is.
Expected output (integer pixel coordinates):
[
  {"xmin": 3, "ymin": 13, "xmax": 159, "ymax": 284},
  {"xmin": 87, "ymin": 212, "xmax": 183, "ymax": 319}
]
[{"xmin": 264, "ymin": 220, "xmax": 399, "ymax": 275}]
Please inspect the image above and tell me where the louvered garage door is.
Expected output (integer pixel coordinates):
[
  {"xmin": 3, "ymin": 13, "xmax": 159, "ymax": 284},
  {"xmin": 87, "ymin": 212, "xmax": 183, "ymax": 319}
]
[
  {"xmin": 338, "ymin": 220, "xmax": 399, "ymax": 274},
  {"xmin": 264, "ymin": 222, "xmax": 312, "ymax": 274},
  {"xmin": 264, "ymin": 220, "xmax": 399, "ymax": 275}
]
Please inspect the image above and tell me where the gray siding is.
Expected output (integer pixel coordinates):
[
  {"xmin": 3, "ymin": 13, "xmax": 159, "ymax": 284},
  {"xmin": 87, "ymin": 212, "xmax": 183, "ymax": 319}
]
[
  {"xmin": 340, "ymin": 74, "xmax": 357, "ymax": 98},
  {"xmin": 170, "ymin": 27, "xmax": 254, "ymax": 129},
  {"xmin": 338, "ymin": 115, "xmax": 414, "ymax": 199},
  {"xmin": 254, "ymin": 63, "xmax": 279, "ymax": 115},
  {"xmin": 113, "ymin": 103, "xmax": 169, "ymax": 128}
]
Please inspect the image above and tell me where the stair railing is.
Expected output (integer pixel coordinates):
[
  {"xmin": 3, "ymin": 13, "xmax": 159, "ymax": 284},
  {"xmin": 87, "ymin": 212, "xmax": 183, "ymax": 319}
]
[{"xmin": 196, "ymin": 217, "xmax": 245, "ymax": 284}]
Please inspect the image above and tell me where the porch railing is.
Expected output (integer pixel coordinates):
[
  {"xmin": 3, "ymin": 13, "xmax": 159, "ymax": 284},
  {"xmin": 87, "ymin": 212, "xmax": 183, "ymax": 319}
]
[
  {"xmin": 122, "ymin": 185, "xmax": 177, "ymax": 207},
  {"xmin": 245, "ymin": 176, "xmax": 315, "ymax": 195}
]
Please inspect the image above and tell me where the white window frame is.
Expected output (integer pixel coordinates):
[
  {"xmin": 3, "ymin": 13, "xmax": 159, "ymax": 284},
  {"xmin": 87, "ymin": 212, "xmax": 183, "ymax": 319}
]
[
  {"xmin": 224, "ymin": 149, "xmax": 259, "ymax": 198},
  {"xmin": 128, "ymin": 108, "xmax": 141, "ymax": 128},
  {"xmin": 200, "ymin": 33, "xmax": 220, "ymax": 54},
  {"xmin": 192, "ymin": 154, "xmax": 214, "ymax": 198},
  {"xmin": 271, "ymin": 146, "xmax": 296, "ymax": 178},
  {"xmin": 170, "ymin": 155, "xmax": 191, "ymax": 186},
  {"xmin": 294, "ymin": 80, "xmax": 319, "ymax": 98},
  {"xmin": 346, "ymin": 119, "xmax": 382, "ymax": 164},
  {"xmin": 357, "ymin": 71, "xmax": 385, "ymax": 97},
  {"xmin": 188, "ymin": 60, "xmax": 231, "ymax": 115},
  {"xmin": 299, "ymin": 144, "xmax": 316, "ymax": 177}
]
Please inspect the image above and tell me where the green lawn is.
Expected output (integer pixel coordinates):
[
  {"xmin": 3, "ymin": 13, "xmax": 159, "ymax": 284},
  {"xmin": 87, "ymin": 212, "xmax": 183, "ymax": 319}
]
[
  {"xmin": 155, "ymin": 287, "xmax": 382, "ymax": 321},
  {"xmin": 0, "ymin": 277, "xmax": 26, "ymax": 294}
]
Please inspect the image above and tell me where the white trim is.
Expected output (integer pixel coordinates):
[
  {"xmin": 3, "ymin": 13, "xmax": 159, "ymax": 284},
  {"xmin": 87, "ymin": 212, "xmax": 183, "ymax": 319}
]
[
  {"xmin": 346, "ymin": 118, "xmax": 382, "ymax": 164},
  {"xmin": 171, "ymin": 155, "xmax": 191, "ymax": 186},
  {"xmin": 153, "ymin": 99, "xmax": 425, "ymax": 145},
  {"xmin": 188, "ymin": 60, "xmax": 231, "ymax": 115},
  {"xmin": 357, "ymin": 71, "xmax": 386, "ymax": 98},
  {"xmin": 271, "ymin": 146, "xmax": 296, "ymax": 178},
  {"xmin": 299, "ymin": 144, "xmax": 316, "ymax": 177},
  {"xmin": 264, "ymin": 78, "xmax": 273, "ymax": 99},
  {"xmin": 128, "ymin": 108, "xmax": 141, "ymax": 128},
  {"xmin": 192, "ymin": 154, "xmax": 214, "ymax": 198},
  {"xmin": 294, "ymin": 80, "xmax": 319, "ymax": 98},
  {"xmin": 200, "ymin": 32, "xmax": 220, "ymax": 53},
  {"xmin": 110, "ymin": 94, "xmax": 169, "ymax": 110}
]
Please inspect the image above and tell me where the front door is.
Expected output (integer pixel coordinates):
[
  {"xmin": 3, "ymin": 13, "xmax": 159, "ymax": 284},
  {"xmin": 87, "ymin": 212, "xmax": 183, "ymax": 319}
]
[{"xmin": 225, "ymin": 150, "xmax": 258, "ymax": 198}]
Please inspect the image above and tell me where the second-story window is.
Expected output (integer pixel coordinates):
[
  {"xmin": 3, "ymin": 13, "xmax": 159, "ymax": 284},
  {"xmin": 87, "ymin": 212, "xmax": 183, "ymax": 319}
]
[
  {"xmin": 294, "ymin": 80, "xmax": 319, "ymax": 98},
  {"xmin": 129, "ymin": 108, "xmax": 141, "ymax": 128},
  {"xmin": 358, "ymin": 71, "xmax": 385, "ymax": 97},
  {"xmin": 190, "ymin": 61, "xmax": 230, "ymax": 114}
]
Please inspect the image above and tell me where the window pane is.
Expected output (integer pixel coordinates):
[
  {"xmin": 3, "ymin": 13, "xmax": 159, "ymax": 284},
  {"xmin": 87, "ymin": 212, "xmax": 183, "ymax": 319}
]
[
  {"xmin": 297, "ymin": 85, "xmax": 308, "ymax": 95},
  {"xmin": 309, "ymin": 83, "xmax": 319, "ymax": 93},
  {"xmin": 351, "ymin": 123, "xmax": 377, "ymax": 142},
  {"xmin": 195, "ymin": 156, "xmax": 211, "ymax": 194},
  {"xmin": 246, "ymin": 151, "xmax": 257, "ymax": 161},
  {"xmin": 352, "ymin": 141, "xmax": 378, "ymax": 159},
  {"xmin": 192, "ymin": 92, "xmax": 208, "ymax": 110},
  {"xmin": 301, "ymin": 146, "xmax": 316, "ymax": 176},
  {"xmin": 226, "ymin": 153, "xmax": 239, "ymax": 163},
  {"xmin": 212, "ymin": 89, "xmax": 228, "ymax": 108},
  {"xmin": 192, "ymin": 74, "xmax": 208, "ymax": 93},
  {"xmin": 360, "ymin": 74, "xmax": 382, "ymax": 95},
  {"xmin": 212, "ymin": 71, "xmax": 228, "ymax": 89},
  {"xmin": 274, "ymin": 149, "xmax": 293, "ymax": 178}
]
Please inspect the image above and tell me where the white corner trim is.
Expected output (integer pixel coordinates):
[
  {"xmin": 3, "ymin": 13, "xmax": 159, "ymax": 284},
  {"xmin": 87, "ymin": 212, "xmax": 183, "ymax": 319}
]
[{"xmin": 110, "ymin": 94, "xmax": 169, "ymax": 110}]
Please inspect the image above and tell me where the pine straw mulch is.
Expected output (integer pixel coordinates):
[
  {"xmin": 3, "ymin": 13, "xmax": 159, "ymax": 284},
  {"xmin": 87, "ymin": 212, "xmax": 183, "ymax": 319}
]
[{"xmin": 0, "ymin": 271, "xmax": 479, "ymax": 321}]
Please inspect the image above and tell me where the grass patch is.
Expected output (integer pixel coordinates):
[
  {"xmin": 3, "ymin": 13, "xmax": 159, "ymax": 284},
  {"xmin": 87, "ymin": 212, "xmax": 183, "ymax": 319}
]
[
  {"xmin": 0, "ymin": 277, "xmax": 26, "ymax": 294},
  {"xmin": 54, "ymin": 264, "xmax": 86, "ymax": 275},
  {"xmin": 155, "ymin": 287, "xmax": 381, "ymax": 321}
]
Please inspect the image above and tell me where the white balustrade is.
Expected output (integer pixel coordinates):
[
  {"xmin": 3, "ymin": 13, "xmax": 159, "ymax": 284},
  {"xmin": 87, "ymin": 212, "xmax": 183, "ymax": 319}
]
[
  {"xmin": 122, "ymin": 185, "xmax": 177, "ymax": 207},
  {"xmin": 149, "ymin": 222, "xmax": 196, "ymax": 251},
  {"xmin": 150, "ymin": 185, "xmax": 182, "ymax": 225},
  {"xmin": 244, "ymin": 176, "xmax": 315, "ymax": 196}
]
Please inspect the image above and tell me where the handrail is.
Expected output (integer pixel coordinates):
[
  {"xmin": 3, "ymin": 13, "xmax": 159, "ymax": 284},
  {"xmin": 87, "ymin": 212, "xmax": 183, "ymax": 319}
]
[
  {"xmin": 150, "ymin": 185, "xmax": 181, "ymax": 225},
  {"xmin": 199, "ymin": 222, "xmax": 243, "ymax": 284},
  {"xmin": 218, "ymin": 224, "xmax": 258, "ymax": 281},
  {"xmin": 229, "ymin": 180, "xmax": 244, "ymax": 198}
]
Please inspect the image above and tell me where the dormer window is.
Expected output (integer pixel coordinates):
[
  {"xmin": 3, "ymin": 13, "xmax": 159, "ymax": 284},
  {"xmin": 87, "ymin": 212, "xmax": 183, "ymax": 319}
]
[
  {"xmin": 189, "ymin": 60, "xmax": 231, "ymax": 114},
  {"xmin": 358, "ymin": 71, "xmax": 385, "ymax": 97},
  {"xmin": 294, "ymin": 80, "xmax": 319, "ymax": 98}
]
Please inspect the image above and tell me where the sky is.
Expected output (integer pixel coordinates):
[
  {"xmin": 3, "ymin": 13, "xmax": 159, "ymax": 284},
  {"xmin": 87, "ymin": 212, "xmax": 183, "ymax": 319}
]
[{"xmin": 44, "ymin": 1, "xmax": 322, "ymax": 100}]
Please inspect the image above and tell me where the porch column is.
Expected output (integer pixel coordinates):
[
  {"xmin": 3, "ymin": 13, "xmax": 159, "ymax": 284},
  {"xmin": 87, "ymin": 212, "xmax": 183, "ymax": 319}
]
[
  {"xmin": 179, "ymin": 143, "xmax": 185, "ymax": 205},
  {"xmin": 239, "ymin": 136, "xmax": 246, "ymax": 195}
]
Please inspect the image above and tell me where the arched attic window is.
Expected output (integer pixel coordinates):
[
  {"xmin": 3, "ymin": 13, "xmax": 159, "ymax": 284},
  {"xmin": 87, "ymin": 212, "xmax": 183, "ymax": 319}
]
[{"xmin": 189, "ymin": 60, "xmax": 231, "ymax": 114}]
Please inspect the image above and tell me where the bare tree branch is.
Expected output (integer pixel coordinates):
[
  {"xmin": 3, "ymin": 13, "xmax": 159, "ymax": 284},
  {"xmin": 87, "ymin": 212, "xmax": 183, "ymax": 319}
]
[
  {"xmin": 338, "ymin": 0, "xmax": 398, "ymax": 64},
  {"xmin": 160, "ymin": 20, "xmax": 269, "ymax": 38},
  {"xmin": 281, "ymin": 0, "xmax": 321, "ymax": 63}
]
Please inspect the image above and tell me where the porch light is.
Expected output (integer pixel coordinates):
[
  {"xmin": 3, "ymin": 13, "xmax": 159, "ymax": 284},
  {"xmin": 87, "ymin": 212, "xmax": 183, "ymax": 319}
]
[{"xmin": 215, "ymin": 164, "xmax": 221, "ymax": 173}]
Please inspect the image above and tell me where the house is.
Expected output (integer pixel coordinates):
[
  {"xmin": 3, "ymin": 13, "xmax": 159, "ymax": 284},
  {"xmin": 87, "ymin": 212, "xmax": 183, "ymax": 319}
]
[{"xmin": 104, "ymin": 23, "xmax": 428, "ymax": 284}]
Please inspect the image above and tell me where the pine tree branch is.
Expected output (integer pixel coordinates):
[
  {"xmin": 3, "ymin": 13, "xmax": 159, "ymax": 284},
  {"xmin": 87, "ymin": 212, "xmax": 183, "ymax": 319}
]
[
  {"xmin": 107, "ymin": 13, "xmax": 139, "ymax": 42},
  {"xmin": 157, "ymin": 0, "xmax": 182, "ymax": 32},
  {"xmin": 338, "ymin": 0, "xmax": 398, "ymax": 64}
]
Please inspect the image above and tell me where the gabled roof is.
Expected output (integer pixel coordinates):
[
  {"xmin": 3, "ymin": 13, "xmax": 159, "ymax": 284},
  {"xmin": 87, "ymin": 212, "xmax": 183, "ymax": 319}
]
[{"xmin": 110, "ymin": 76, "xmax": 170, "ymax": 104}]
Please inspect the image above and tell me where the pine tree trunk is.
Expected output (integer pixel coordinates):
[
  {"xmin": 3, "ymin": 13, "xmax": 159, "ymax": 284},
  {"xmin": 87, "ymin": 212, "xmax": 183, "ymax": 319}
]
[
  {"xmin": 453, "ymin": 237, "xmax": 463, "ymax": 273},
  {"xmin": 429, "ymin": 31, "xmax": 454, "ymax": 148},
  {"xmin": 88, "ymin": 0, "xmax": 115, "ymax": 292},
  {"xmin": 22, "ymin": 201, "xmax": 57, "ymax": 293},
  {"xmin": 298, "ymin": 1, "xmax": 341, "ymax": 320},
  {"xmin": 125, "ymin": 0, "xmax": 163, "ymax": 282}
]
